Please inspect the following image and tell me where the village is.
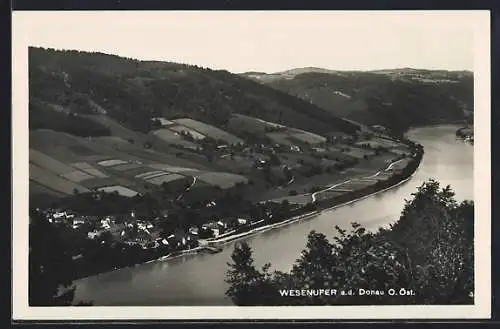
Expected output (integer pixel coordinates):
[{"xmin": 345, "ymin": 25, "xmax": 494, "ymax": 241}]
[
  {"xmin": 41, "ymin": 208, "xmax": 251, "ymax": 249},
  {"xmin": 30, "ymin": 116, "xmax": 418, "ymax": 280}
]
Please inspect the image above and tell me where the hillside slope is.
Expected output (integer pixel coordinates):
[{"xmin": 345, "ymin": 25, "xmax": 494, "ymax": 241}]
[
  {"xmin": 28, "ymin": 47, "xmax": 413, "ymax": 208},
  {"xmin": 242, "ymin": 68, "xmax": 473, "ymax": 133},
  {"xmin": 29, "ymin": 47, "xmax": 359, "ymax": 137}
]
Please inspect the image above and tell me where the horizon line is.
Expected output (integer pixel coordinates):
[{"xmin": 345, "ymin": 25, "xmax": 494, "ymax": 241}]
[{"xmin": 28, "ymin": 45, "xmax": 474, "ymax": 75}]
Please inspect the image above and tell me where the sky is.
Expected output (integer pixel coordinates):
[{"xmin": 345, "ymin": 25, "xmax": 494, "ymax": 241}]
[{"xmin": 14, "ymin": 10, "xmax": 483, "ymax": 73}]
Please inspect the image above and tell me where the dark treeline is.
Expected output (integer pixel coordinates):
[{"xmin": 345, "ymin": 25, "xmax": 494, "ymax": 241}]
[
  {"xmin": 264, "ymin": 71, "xmax": 473, "ymax": 134},
  {"xmin": 29, "ymin": 47, "xmax": 359, "ymax": 139},
  {"xmin": 29, "ymin": 100, "xmax": 111, "ymax": 137}
]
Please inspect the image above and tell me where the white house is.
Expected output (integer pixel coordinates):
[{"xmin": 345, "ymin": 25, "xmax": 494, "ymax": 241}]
[
  {"xmin": 53, "ymin": 212, "xmax": 66, "ymax": 219},
  {"xmin": 72, "ymin": 218, "xmax": 85, "ymax": 229},
  {"xmin": 88, "ymin": 230, "xmax": 103, "ymax": 239}
]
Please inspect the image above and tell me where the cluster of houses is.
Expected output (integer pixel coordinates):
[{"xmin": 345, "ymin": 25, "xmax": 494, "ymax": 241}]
[{"xmin": 39, "ymin": 207, "xmax": 253, "ymax": 252}]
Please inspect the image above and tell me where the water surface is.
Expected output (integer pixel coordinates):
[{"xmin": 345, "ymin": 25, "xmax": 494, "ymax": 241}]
[{"xmin": 74, "ymin": 125, "xmax": 473, "ymax": 305}]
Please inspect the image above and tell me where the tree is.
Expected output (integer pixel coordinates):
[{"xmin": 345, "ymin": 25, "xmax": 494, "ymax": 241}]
[
  {"xmin": 289, "ymin": 231, "xmax": 340, "ymax": 305},
  {"xmin": 225, "ymin": 180, "xmax": 474, "ymax": 305},
  {"xmin": 29, "ymin": 209, "xmax": 92, "ymax": 306},
  {"xmin": 225, "ymin": 242, "xmax": 277, "ymax": 305},
  {"xmin": 161, "ymin": 182, "xmax": 170, "ymax": 194}
]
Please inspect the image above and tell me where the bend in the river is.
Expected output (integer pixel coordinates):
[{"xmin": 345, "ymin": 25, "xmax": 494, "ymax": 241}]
[{"xmin": 74, "ymin": 125, "xmax": 473, "ymax": 306}]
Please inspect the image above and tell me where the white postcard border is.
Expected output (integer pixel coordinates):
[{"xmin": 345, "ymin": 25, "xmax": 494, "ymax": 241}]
[{"xmin": 11, "ymin": 10, "xmax": 491, "ymax": 320}]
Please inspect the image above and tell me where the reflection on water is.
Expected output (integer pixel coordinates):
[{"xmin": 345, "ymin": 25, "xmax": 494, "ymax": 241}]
[{"xmin": 74, "ymin": 125, "xmax": 473, "ymax": 306}]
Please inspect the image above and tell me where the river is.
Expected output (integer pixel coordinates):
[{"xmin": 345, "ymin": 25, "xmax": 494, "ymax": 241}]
[{"xmin": 73, "ymin": 125, "xmax": 473, "ymax": 306}]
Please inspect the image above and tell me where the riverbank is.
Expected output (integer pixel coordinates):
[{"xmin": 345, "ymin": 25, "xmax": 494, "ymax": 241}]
[
  {"xmin": 75, "ymin": 142, "xmax": 424, "ymax": 278},
  {"xmin": 73, "ymin": 125, "xmax": 473, "ymax": 306},
  {"xmin": 147, "ymin": 144, "xmax": 423, "ymax": 262}
]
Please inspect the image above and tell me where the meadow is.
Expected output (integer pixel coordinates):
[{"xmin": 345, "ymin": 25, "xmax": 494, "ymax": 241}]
[{"xmin": 173, "ymin": 118, "xmax": 243, "ymax": 145}]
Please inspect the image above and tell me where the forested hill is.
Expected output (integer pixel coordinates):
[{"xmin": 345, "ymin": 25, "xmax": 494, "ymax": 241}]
[
  {"xmin": 29, "ymin": 47, "xmax": 359, "ymax": 137},
  {"xmin": 242, "ymin": 68, "xmax": 474, "ymax": 134}
]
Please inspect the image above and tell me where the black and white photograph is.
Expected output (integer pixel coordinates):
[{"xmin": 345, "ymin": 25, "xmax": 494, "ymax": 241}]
[{"xmin": 12, "ymin": 10, "xmax": 491, "ymax": 320}]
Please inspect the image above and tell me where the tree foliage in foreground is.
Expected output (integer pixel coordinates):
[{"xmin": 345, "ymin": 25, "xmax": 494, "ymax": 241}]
[
  {"xmin": 29, "ymin": 209, "xmax": 92, "ymax": 306},
  {"xmin": 225, "ymin": 179, "xmax": 474, "ymax": 305}
]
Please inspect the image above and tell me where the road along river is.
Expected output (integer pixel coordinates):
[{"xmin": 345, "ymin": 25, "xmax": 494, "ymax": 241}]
[{"xmin": 74, "ymin": 125, "xmax": 473, "ymax": 306}]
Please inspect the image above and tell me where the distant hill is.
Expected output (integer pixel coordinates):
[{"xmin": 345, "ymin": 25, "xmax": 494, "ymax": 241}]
[
  {"xmin": 28, "ymin": 47, "xmax": 371, "ymax": 204},
  {"xmin": 241, "ymin": 68, "xmax": 474, "ymax": 133},
  {"xmin": 29, "ymin": 47, "xmax": 359, "ymax": 138}
]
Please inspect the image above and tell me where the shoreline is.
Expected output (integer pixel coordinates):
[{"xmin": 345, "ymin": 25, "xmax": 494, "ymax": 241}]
[
  {"xmin": 145, "ymin": 153, "xmax": 421, "ymax": 263},
  {"xmin": 166, "ymin": 168, "xmax": 417, "ymax": 252},
  {"xmin": 78, "ymin": 145, "xmax": 423, "ymax": 280}
]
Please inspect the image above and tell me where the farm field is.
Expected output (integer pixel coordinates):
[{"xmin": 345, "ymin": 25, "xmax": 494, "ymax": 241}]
[
  {"xmin": 30, "ymin": 149, "xmax": 102, "ymax": 184},
  {"xmin": 67, "ymin": 138, "xmax": 146, "ymax": 164},
  {"xmin": 266, "ymin": 132, "xmax": 296, "ymax": 146},
  {"xmin": 152, "ymin": 117, "xmax": 175, "ymax": 126},
  {"xmin": 92, "ymin": 136, "xmax": 133, "ymax": 147},
  {"xmin": 320, "ymin": 158, "xmax": 341, "ymax": 167},
  {"xmin": 109, "ymin": 163, "xmax": 144, "ymax": 171},
  {"xmin": 355, "ymin": 153, "xmax": 397, "ymax": 171},
  {"xmin": 197, "ymin": 172, "xmax": 248, "ymax": 189},
  {"xmin": 79, "ymin": 154, "xmax": 113, "ymax": 162},
  {"xmin": 268, "ymin": 194, "xmax": 312, "ymax": 205},
  {"xmin": 337, "ymin": 179, "xmax": 375, "ymax": 190},
  {"xmin": 389, "ymin": 147, "xmax": 411, "ymax": 156},
  {"xmin": 96, "ymin": 185, "xmax": 139, "ymax": 197},
  {"xmin": 337, "ymin": 145, "xmax": 375, "ymax": 159},
  {"xmin": 355, "ymin": 137, "xmax": 405, "ymax": 149},
  {"xmin": 369, "ymin": 171, "xmax": 393, "ymax": 180},
  {"xmin": 87, "ymin": 136, "xmax": 195, "ymax": 168},
  {"xmin": 71, "ymin": 162, "xmax": 109, "ymax": 178},
  {"xmin": 30, "ymin": 148, "xmax": 80, "ymax": 176},
  {"xmin": 288, "ymin": 128, "xmax": 327, "ymax": 144},
  {"xmin": 326, "ymin": 187, "xmax": 354, "ymax": 193},
  {"xmin": 313, "ymin": 190, "xmax": 346, "ymax": 202},
  {"xmin": 141, "ymin": 171, "xmax": 173, "ymax": 180},
  {"xmin": 150, "ymin": 129, "xmax": 198, "ymax": 149},
  {"xmin": 29, "ymin": 163, "xmax": 90, "ymax": 195},
  {"xmin": 372, "ymin": 137, "xmax": 403, "ymax": 148},
  {"xmin": 30, "ymin": 129, "xmax": 87, "ymax": 147},
  {"xmin": 173, "ymin": 118, "xmax": 243, "ymax": 145},
  {"xmin": 30, "ymin": 131, "xmax": 112, "ymax": 163},
  {"xmin": 169, "ymin": 125, "xmax": 206, "ymax": 140},
  {"xmin": 79, "ymin": 175, "xmax": 147, "ymax": 192},
  {"xmin": 97, "ymin": 159, "xmax": 129, "ymax": 167},
  {"xmin": 213, "ymin": 157, "xmax": 256, "ymax": 174},
  {"xmin": 146, "ymin": 173, "xmax": 186, "ymax": 186},
  {"xmin": 80, "ymin": 114, "xmax": 148, "ymax": 144},
  {"xmin": 29, "ymin": 144, "xmax": 87, "ymax": 163},
  {"xmin": 388, "ymin": 158, "xmax": 411, "ymax": 172},
  {"xmin": 227, "ymin": 113, "xmax": 286, "ymax": 135},
  {"xmin": 279, "ymin": 152, "xmax": 323, "ymax": 167},
  {"xmin": 321, "ymin": 148, "xmax": 358, "ymax": 163},
  {"xmin": 30, "ymin": 179, "xmax": 67, "ymax": 198},
  {"xmin": 254, "ymin": 170, "xmax": 357, "ymax": 202},
  {"xmin": 61, "ymin": 170, "xmax": 94, "ymax": 183},
  {"xmin": 147, "ymin": 164, "xmax": 203, "ymax": 176},
  {"xmin": 112, "ymin": 165, "xmax": 154, "ymax": 178},
  {"xmin": 135, "ymin": 170, "xmax": 165, "ymax": 179}
]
